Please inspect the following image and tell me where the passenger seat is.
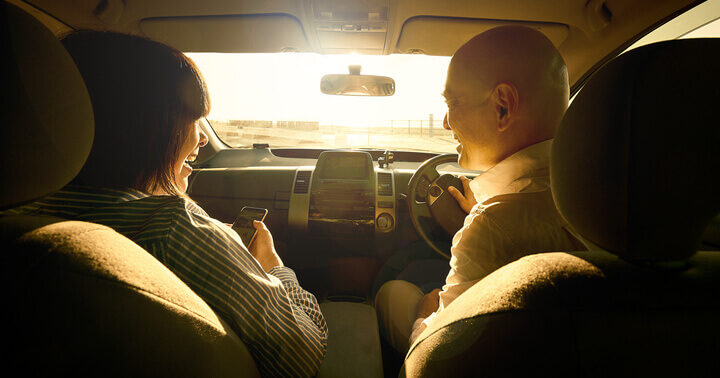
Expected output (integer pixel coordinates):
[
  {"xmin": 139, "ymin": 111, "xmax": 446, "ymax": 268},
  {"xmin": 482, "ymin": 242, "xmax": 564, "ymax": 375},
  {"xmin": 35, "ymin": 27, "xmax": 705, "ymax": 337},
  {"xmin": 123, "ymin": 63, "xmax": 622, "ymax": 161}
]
[{"xmin": 1, "ymin": 3, "xmax": 259, "ymax": 376}]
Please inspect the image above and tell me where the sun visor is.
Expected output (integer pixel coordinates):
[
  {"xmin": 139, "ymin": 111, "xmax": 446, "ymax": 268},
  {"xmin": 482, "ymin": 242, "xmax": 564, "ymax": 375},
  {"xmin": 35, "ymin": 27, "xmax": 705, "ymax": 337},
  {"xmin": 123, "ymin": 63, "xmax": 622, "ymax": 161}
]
[
  {"xmin": 139, "ymin": 14, "xmax": 310, "ymax": 53},
  {"xmin": 397, "ymin": 17, "xmax": 569, "ymax": 55}
]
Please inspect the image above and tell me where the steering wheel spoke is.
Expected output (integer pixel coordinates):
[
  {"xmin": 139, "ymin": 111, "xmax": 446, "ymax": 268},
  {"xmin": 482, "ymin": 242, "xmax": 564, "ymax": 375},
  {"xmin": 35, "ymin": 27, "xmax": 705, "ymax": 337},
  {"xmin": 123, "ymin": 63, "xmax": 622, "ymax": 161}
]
[
  {"xmin": 423, "ymin": 168, "xmax": 441, "ymax": 184},
  {"xmin": 413, "ymin": 176, "xmax": 431, "ymax": 202},
  {"xmin": 412, "ymin": 201, "xmax": 432, "ymax": 219},
  {"xmin": 406, "ymin": 154, "xmax": 464, "ymax": 259}
]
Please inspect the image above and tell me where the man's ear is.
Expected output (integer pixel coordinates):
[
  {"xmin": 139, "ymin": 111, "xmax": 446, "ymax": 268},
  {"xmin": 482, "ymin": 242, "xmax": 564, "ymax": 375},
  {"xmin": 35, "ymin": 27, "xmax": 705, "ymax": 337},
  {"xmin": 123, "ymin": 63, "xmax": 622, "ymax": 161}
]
[{"xmin": 492, "ymin": 82, "xmax": 519, "ymax": 132}]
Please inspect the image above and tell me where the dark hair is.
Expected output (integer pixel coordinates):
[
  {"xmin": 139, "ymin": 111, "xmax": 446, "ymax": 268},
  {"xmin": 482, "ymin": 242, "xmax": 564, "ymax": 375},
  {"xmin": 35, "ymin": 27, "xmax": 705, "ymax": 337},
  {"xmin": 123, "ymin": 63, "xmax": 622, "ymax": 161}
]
[{"xmin": 61, "ymin": 30, "xmax": 210, "ymax": 196}]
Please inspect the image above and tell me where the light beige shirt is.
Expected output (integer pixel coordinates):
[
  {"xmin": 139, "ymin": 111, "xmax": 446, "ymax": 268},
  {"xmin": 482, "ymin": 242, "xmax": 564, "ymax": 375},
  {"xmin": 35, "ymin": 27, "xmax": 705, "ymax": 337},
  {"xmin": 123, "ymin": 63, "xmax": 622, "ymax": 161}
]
[{"xmin": 424, "ymin": 139, "xmax": 585, "ymax": 327}]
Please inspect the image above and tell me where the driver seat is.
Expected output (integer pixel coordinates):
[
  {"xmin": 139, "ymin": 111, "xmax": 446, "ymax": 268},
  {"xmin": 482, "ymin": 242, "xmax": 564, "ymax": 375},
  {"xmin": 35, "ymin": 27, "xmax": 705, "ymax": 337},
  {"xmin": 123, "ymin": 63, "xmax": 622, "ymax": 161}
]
[
  {"xmin": 402, "ymin": 38, "xmax": 720, "ymax": 376},
  {"xmin": 1, "ymin": 3, "xmax": 259, "ymax": 375}
]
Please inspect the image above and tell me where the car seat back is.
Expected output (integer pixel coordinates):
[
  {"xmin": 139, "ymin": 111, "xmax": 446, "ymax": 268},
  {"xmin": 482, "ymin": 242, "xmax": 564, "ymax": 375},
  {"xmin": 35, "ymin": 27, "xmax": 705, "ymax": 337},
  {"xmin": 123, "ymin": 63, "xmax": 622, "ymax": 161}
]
[{"xmin": 1, "ymin": 3, "xmax": 259, "ymax": 375}]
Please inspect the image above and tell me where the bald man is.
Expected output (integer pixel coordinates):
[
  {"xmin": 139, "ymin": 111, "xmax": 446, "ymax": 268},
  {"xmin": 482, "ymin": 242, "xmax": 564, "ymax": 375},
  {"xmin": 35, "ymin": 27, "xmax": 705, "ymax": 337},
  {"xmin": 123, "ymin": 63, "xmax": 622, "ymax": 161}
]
[{"xmin": 375, "ymin": 25, "xmax": 586, "ymax": 356}]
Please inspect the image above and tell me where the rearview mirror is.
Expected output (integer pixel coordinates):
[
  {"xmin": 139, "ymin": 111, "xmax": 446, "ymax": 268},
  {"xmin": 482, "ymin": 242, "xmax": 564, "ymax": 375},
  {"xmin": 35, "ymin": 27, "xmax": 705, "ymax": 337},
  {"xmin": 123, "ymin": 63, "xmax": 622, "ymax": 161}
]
[{"xmin": 320, "ymin": 65, "xmax": 395, "ymax": 96}]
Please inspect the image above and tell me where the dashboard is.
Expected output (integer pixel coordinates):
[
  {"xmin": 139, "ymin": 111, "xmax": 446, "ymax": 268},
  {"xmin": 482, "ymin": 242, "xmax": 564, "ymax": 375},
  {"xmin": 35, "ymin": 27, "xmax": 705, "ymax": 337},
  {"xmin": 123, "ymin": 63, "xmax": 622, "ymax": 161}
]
[
  {"xmin": 189, "ymin": 149, "xmax": 408, "ymax": 254},
  {"xmin": 187, "ymin": 146, "xmax": 467, "ymax": 297}
]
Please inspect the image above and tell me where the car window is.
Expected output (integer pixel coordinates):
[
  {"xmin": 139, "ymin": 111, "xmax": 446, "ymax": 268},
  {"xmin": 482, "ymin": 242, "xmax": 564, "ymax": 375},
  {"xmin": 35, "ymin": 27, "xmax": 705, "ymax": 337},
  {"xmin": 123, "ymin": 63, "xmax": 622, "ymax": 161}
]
[
  {"xmin": 624, "ymin": 1, "xmax": 720, "ymax": 52},
  {"xmin": 187, "ymin": 52, "xmax": 455, "ymax": 153},
  {"xmin": 189, "ymin": 2, "xmax": 719, "ymax": 154},
  {"xmin": 570, "ymin": 3, "xmax": 719, "ymax": 106}
]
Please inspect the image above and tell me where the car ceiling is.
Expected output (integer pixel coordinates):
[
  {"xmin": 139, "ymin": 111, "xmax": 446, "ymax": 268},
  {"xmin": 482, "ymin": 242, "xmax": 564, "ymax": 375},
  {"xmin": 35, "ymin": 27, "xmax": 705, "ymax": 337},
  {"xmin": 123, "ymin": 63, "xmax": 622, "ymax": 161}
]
[{"xmin": 18, "ymin": 0, "xmax": 702, "ymax": 89}]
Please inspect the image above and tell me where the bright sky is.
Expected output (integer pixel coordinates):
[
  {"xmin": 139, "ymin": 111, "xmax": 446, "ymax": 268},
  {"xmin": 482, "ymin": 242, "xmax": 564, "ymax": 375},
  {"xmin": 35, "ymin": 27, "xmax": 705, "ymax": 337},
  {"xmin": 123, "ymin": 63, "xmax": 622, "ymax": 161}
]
[{"xmin": 187, "ymin": 52, "xmax": 451, "ymax": 125}]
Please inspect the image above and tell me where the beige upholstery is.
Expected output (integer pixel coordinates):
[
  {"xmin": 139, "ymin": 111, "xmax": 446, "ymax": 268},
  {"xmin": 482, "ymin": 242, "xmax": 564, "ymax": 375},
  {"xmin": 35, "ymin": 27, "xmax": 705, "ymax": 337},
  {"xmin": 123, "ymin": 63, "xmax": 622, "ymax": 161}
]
[
  {"xmin": 2, "ymin": 216, "xmax": 258, "ymax": 376},
  {"xmin": 317, "ymin": 302, "xmax": 384, "ymax": 378},
  {"xmin": 1, "ymin": 3, "xmax": 259, "ymax": 375},
  {"xmin": 404, "ymin": 250, "xmax": 720, "ymax": 376},
  {"xmin": 403, "ymin": 39, "xmax": 720, "ymax": 376},
  {"xmin": 1, "ymin": 1, "xmax": 93, "ymax": 210}
]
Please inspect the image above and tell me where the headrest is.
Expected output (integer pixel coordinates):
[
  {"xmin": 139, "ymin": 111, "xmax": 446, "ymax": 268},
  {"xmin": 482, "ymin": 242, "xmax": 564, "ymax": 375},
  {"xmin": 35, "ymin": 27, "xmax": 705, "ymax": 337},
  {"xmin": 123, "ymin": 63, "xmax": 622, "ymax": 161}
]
[
  {"xmin": 551, "ymin": 39, "xmax": 720, "ymax": 262},
  {"xmin": 1, "ymin": 3, "xmax": 93, "ymax": 210}
]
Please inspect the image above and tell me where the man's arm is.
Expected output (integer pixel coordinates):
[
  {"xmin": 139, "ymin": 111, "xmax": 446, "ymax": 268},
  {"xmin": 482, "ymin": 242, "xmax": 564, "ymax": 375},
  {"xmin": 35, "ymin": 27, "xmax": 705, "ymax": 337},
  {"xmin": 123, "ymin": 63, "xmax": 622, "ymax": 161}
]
[
  {"xmin": 407, "ymin": 177, "xmax": 476, "ymax": 345},
  {"xmin": 409, "ymin": 206, "xmax": 518, "ymax": 346}
]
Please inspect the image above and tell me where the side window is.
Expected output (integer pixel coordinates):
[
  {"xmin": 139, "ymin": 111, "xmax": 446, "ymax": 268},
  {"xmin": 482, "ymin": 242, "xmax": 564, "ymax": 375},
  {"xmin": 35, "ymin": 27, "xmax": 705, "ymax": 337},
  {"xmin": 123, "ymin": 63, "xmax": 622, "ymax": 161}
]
[
  {"xmin": 624, "ymin": 2, "xmax": 720, "ymax": 53},
  {"xmin": 571, "ymin": 3, "xmax": 720, "ymax": 104}
]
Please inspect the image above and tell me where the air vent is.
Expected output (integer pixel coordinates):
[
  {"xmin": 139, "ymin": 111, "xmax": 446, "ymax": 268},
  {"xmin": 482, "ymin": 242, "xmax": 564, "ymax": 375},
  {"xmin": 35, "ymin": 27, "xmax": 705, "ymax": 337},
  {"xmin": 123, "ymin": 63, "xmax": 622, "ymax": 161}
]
[
  {"xmin": 294, "ymin": 171, "xmax": 312, "ymax": 194},
  {"xmin": 377, "ymin": 172, "xmax": 392, "ymax": 196}
]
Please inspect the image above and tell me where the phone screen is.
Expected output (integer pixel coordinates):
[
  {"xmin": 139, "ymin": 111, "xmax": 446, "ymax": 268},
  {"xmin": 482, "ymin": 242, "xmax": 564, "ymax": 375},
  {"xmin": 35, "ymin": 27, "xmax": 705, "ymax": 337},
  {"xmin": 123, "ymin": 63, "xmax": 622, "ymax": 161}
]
[{"xmin": 231, "ymin": 206, "xmax": 268, "ymax": 246}]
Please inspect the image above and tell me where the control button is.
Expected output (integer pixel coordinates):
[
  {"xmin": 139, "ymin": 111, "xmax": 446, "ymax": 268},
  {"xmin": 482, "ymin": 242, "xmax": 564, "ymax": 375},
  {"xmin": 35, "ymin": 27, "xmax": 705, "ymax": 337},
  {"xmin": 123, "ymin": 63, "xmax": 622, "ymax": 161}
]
[
  {"xmin": 378, "ymin": 201, "xmax": 393, "ymax": 208},
  {"xmin": 428, "ymin": 185, "xmax": 442, "ymax": 197},
  {"xmin": 376, "ymin": 213, "xmax": 394, "ymax": 230}
]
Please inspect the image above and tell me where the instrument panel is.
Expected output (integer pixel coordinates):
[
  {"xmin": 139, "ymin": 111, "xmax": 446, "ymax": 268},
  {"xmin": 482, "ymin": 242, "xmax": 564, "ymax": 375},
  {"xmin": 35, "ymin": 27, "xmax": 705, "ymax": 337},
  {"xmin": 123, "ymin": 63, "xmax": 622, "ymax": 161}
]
[{"xmin": 288, "ymin": 151, "xmax": 396, "ymax": 256}]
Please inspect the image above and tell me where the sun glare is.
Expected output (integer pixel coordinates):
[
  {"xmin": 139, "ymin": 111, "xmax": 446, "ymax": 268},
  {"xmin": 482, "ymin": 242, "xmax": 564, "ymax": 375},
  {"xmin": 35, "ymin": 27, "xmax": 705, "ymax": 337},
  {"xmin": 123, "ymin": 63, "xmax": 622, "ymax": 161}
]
[{"xmin": 187, "ymin": 52, "xmax": 451, "ymax": 125}]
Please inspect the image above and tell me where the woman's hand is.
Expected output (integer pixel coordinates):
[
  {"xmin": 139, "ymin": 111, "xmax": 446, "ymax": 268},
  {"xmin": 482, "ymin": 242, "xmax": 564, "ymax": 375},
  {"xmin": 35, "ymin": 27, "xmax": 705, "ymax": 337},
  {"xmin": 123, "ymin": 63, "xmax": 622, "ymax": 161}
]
[
  {"xmin": 249, "ymin": 220, "xmax": 284, "ymax": 272},
  {"xmin": 447, "ymin": 175, "xmax": 477, "ymax": 214}
]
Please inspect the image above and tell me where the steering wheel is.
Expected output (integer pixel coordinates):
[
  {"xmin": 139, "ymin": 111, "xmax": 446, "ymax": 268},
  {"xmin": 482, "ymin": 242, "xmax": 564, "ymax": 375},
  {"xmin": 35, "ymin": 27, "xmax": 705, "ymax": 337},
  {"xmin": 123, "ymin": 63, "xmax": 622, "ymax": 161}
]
[{"xmin": 407, "ymin": 154, "xmax": 467, "ymax": 259}]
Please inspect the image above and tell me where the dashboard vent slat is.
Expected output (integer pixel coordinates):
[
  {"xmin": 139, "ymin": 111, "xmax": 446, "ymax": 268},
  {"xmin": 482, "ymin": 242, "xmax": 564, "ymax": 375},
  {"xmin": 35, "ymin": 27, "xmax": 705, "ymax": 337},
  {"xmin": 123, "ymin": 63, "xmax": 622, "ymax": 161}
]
[
  {"xmin": 378, "ymin": 172, "xmax": 392, "ymax": 196},
  {"xmin": 294, "ymin": 171, "xmax": 312, "ymax": 194}
]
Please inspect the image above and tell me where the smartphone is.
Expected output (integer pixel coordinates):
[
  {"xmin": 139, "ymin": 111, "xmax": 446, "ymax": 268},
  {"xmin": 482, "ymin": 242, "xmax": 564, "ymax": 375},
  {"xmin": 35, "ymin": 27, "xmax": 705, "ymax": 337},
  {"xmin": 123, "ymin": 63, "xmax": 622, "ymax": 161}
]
[{"xmin": 231, "ymin": 206, "xmax": 268, "ymax": 247}]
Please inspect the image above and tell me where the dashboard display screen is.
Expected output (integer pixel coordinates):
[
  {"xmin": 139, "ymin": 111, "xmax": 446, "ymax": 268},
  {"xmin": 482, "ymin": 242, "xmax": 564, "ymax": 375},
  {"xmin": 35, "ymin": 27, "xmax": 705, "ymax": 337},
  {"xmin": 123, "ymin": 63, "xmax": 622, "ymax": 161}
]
[{"xmin": 324, "ymin": 155, "xmax": 368, "ymax": 179}]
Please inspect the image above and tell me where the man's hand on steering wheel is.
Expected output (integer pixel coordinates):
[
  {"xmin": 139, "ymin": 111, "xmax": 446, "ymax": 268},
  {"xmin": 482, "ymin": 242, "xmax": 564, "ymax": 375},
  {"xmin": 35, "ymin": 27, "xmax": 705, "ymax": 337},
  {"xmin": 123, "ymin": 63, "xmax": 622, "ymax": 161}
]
[
  {"xmin": 447, "ymin": 175, "xmax": 477, "ymax": 214},
  {"xmin": 407, "ymin": 154, "xmax": 468, "ymax": 259}
]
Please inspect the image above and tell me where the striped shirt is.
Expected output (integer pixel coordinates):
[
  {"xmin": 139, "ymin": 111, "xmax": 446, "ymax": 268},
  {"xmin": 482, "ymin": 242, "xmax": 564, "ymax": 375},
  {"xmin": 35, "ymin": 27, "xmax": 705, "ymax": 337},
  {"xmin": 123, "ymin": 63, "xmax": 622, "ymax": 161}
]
[{"xmin": 8, "ymin": 185, "xmax": 327, "ymax": 377}]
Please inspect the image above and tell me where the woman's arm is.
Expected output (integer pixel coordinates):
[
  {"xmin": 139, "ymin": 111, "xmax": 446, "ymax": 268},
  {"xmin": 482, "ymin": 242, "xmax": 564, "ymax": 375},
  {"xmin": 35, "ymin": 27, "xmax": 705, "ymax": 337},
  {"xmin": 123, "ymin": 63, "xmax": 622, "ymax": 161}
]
[{"xmin": 164, "ymin": 208, "xmax": 327, "ymax": 377}]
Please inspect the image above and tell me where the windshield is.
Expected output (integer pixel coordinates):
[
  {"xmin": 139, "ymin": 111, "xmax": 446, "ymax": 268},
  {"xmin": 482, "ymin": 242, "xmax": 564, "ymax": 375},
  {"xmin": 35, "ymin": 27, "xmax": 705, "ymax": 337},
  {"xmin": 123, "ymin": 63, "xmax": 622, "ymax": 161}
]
[
  {"xmin": 187, "ymin": 52, "xmax": 455, "ymax": 153},
  {"xmin": 189, "ymin": 6, "xmax": 720, "ymax": 154}
]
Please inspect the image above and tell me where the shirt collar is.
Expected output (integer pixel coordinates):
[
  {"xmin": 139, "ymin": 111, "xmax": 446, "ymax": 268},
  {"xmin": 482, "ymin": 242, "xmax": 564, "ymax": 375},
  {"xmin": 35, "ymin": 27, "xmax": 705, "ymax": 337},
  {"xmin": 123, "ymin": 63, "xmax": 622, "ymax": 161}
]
[
  {"xmin": 469, "ymin": 139, "xmax": 553, "ymax": 203},
  {"xmin": 40, "ymin": 185, "xmax": 152, "ymax": 216},
  {"xmin": 61, "ymin": 185, "xmax": 151, "ymax": 203}
]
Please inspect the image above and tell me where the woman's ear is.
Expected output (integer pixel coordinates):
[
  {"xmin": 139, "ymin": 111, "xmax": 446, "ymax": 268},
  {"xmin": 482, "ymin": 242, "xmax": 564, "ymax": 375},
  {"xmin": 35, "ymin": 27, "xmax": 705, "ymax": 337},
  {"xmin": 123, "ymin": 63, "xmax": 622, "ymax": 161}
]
[{"xmin": 492, "ymin": 82, "xmax": 519, "ymax": 132}]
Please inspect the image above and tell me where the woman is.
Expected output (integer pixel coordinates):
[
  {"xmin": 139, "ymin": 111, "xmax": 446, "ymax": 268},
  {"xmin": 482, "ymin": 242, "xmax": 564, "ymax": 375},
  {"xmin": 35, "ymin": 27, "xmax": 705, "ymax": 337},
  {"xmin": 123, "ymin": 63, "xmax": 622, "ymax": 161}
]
[{"xmin": 11, "ymin": 31, "xmax": 326, "ymax": 377}]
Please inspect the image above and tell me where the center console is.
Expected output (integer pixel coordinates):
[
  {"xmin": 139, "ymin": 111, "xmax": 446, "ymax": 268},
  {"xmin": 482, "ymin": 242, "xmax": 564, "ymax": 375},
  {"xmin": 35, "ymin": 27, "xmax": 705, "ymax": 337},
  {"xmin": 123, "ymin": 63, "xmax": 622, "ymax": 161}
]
[
  {"xmin": 288, "ymin": 151, "xmax": 396, "ymax": 256},
  {"xmin": 309, "ymin": 151, "xmax": 375, "ymax": 238}
]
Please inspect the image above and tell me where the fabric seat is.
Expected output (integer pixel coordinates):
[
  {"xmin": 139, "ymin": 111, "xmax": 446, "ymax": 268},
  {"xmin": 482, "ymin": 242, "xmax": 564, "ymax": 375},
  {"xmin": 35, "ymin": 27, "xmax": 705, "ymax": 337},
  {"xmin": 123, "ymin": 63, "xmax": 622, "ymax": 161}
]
[
  {"xmin": 1, "ymin": 3, "xmax": 259, "ymax": 375},
  {"xmin": 402, "ymin": 38, "xmax": 720, "ymax": 376}
]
